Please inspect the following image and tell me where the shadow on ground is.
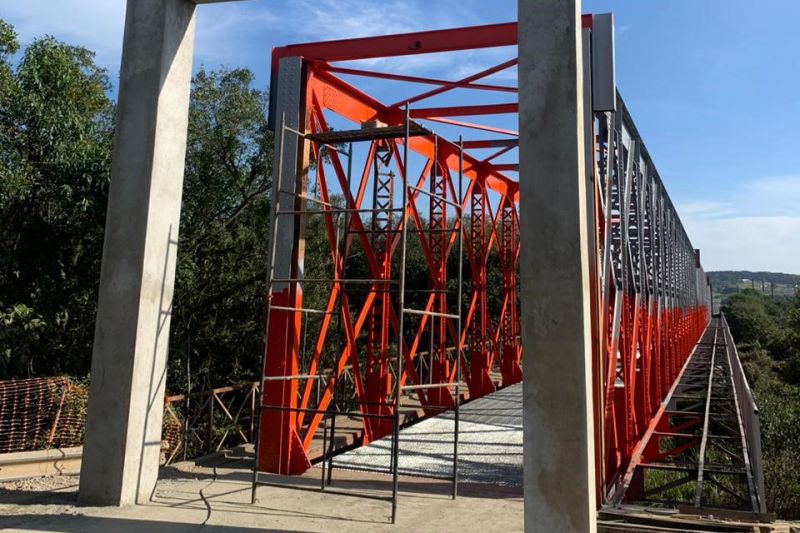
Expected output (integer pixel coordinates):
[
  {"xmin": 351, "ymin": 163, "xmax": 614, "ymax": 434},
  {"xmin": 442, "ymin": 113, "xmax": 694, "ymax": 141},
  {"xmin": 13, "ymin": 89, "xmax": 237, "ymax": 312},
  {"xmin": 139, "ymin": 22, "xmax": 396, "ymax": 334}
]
[{"xmin": 0, "ymin": 514, "xmax": 316, "ymax": 533}]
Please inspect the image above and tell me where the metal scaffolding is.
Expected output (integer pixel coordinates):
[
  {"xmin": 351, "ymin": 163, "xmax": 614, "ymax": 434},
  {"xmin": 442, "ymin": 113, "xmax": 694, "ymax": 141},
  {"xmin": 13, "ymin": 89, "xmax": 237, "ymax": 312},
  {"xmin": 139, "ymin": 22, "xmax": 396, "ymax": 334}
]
[{"xmin": 251, "ymin": 108, "xmax": 468, "ymax": 522}]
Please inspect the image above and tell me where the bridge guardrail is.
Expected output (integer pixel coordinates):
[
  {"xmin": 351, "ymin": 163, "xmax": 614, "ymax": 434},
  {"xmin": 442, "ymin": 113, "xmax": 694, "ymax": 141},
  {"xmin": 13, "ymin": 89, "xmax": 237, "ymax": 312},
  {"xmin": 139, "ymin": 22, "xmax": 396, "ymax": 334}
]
[{"xmin": 720, "ymin": 313, "xmax": 767, "ymax": 513}]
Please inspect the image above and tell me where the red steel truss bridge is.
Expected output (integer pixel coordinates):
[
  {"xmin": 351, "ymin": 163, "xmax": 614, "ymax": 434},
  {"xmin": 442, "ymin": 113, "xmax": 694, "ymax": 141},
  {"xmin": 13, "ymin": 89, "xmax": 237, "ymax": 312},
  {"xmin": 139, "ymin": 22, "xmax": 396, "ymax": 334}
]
[{"xmin": 249, "ymin": 16, "xmax": 766, "ymax": 523}]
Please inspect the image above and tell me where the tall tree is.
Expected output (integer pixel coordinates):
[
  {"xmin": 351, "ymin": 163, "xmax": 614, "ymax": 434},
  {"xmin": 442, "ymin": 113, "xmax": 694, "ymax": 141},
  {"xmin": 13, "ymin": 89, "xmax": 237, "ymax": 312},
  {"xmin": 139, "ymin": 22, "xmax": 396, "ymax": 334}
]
[
  {"xmin": 0, "ymin": 21, "xmax": 113, "ymax": 378},
  {"xmin": 0, "ymin": 20, "xmax": 277, "ymax": 388},
  {"xmin": 168, "ymin": 67, "xmax": 273, "ymax": 392}
]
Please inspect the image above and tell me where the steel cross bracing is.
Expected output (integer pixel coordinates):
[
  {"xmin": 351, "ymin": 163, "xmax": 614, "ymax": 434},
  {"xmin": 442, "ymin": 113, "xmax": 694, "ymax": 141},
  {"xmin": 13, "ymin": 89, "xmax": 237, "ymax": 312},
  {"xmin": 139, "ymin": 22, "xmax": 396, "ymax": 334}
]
[
  {"xmin": 248, "ymin": 18, "xmax": 747, "ymax": 520},
  {"xmin": 589, "ymin": 95, "xmax": 711, "ymax": 501},
  {"xmin": 254, "ymin": 24, "xmax": 527, "ymax": 490},
  {"xmin": 612, "ymin": 316, "xmax": 765, "ymax": 514},
  {"xmin": 252, "ymin": 108, "xmax": 469, "ymax": 523}
]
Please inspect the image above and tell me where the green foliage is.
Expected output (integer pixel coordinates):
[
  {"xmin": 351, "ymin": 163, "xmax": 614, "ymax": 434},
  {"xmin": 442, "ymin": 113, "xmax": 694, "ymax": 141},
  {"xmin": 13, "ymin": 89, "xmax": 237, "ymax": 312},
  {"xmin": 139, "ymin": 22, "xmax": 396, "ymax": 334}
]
[
  {"xmin": 727, "ymin": 286, "xmax": 800, "ymax": 519},
  {"xmin": 167, "ymin": 67, "xmax": 273, "ymax": 392},
  {"xmin": 709, "ymin": 270, "xmax": 799, "ymax": 303},
  {"xmin": 0, "ymin": 22, "xmax": 113, "ymax": 378},
  {"xmin": 739, "ymin": 346, "xmax": 800, "ymax": 517},
  {"xmin": 0, "ymin": 20, "xmax": 279, "ymax": 393},
  {"xmin": 722, "ymin": 289, "xmax": 790, "ymax": 357},
  {"xmin": 708, "ymin": 270, "xmax": 799, "ymax": 288}
]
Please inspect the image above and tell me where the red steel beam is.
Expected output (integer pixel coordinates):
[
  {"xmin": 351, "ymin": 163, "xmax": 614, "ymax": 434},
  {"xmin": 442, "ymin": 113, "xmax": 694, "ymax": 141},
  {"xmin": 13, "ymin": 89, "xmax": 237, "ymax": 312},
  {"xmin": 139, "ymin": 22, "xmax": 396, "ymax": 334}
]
[
  {"xmin": 320, "ymin": 64, "xmax": 517, "ymax": 94},
  {"xmin": 272, "ymin": 16, "xmax": 592, "ymax": 65},
  {"xmin": 273, "ymin": 22, "xmax": 518, "ymax": 65},
  {"xmin": 410, "ymin": 103, "xmax": 518, "ymax": 119}
]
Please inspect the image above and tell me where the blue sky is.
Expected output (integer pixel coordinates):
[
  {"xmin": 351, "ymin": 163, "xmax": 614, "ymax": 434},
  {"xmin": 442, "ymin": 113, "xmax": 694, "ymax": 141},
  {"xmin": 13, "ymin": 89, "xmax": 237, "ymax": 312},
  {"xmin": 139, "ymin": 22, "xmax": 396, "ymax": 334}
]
[{"xmin": 3, "ymin": 0, "xmax": 799, "ymax": 273}]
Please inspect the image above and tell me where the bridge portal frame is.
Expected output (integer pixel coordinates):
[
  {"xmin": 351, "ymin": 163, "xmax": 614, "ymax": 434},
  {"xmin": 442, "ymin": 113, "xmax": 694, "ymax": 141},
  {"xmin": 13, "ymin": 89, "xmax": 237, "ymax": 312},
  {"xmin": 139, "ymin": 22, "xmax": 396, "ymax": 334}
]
[
  {"xmin": 251, "ymin": 20, "xmax": 529, "ymax": 523},
  {"xmin": 79, "ymin": 1, "xmax": 717, "ymax": 530}
]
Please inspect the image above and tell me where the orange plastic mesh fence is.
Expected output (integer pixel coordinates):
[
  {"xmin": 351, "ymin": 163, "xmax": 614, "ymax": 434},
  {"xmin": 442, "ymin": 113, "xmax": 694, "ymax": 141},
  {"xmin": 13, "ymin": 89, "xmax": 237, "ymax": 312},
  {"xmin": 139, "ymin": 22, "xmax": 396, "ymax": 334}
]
[
  {"xmin": 0, "ymin": 377, "xmax": 87, "ymax": 453},
  {"xmin": 0, "ymin": 377, "xmax": 245, "ymax": 465}
]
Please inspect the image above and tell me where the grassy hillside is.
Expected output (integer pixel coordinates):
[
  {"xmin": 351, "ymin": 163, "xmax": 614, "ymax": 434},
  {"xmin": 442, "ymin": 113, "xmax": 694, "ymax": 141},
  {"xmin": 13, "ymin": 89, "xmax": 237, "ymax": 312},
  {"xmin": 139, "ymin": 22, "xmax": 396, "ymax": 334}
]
[{"xmin": 708, "ymin": 271, "xmax": 799, "ymax": 301}]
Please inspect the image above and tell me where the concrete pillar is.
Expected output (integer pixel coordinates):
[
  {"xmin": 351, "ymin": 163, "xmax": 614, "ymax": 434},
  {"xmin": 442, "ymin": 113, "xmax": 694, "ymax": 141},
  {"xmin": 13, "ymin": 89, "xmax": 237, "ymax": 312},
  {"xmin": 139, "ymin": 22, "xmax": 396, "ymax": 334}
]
[
  {"xmin": 79, "ymin": 0, "xmax": 197, "ymax": 506},
  {"xmin": 518, "ymin": 1, "xmax": 597, "ymax": 532}
]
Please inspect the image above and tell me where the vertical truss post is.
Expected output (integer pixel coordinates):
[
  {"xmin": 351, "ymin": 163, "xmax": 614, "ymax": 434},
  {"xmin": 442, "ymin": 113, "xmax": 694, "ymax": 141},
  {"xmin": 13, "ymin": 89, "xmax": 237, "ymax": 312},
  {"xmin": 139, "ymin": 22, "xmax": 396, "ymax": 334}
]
[
  {"xmin": 255, "ymin": 56, "xmax": 313, "ymax": 476},
  {"xmin": 467, "ymin": 177, "xmax": 494, "ymax": 398},
  {"xmin": 499, "ymin": 196, "xmax": 522, "ymax": 385},
  {"xmin": 364, "ymin": 141, "xmax": 395, "ymax": 442},
  {"xmin": 427, "ymin": 137, "xmax": 455, "ymax": 410}
]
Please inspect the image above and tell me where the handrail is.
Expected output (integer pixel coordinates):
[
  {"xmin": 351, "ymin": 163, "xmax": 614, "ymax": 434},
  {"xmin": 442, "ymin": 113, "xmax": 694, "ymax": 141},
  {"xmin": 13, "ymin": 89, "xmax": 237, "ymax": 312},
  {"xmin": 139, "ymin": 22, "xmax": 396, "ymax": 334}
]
[{"xmin": 720, "ymin": 313, "xmax": 767, "ymax": 513}]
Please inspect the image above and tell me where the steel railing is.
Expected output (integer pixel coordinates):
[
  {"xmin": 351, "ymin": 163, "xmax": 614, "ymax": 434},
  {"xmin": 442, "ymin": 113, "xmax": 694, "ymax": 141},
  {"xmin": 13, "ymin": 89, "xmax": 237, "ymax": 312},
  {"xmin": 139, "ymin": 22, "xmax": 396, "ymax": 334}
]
[{"xmin": 720, "ymin": 313, "xmax": 767, "ymax": 513}]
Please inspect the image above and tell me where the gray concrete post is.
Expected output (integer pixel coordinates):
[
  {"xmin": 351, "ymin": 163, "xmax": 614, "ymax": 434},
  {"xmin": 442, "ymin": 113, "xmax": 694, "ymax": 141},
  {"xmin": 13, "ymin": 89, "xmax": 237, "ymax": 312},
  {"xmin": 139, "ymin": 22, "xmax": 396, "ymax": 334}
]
[
  {"xmin": 518, "ymin": 1, "xmax": 597, "ymax": 532},
  {"xmin": 79, "ymin": 0, "xmax": 197, "ymax": 506}
]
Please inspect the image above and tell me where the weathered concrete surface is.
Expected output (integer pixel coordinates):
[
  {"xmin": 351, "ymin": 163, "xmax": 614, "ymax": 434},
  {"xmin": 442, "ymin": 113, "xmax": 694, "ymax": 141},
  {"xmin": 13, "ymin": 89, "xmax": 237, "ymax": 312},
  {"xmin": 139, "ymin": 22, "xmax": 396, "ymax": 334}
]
[
  {"xmin": 518, "ymin": 1, "xmax": 597, "ymax": 532},
  {"xmin": 1, "ymin": 453, "xmax": 523, "ymax": 533},
  {"xmin": 0, "ymin": 448, "xmax": 81, "ymax": 482},
  {"xmin": 5, "ymin": 463, "xmax": 796, "ymax": 532},
  {"xmin": 79, "ymin": 0, "xmax": 197, "ymax": 506}
]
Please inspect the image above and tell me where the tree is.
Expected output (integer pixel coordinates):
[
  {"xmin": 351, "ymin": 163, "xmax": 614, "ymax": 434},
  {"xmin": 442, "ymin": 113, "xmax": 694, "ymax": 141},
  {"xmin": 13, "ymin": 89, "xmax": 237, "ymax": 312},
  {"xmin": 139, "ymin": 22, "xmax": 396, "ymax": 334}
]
[
  {"xmin": 167, "ymin": 67, "xmax": 273, "ymax": 393},
  {"xmin": 0, "ymin": 21, "xmax": 113, "ymax": 378},
  {"xmin": 731, "ymin": 287, "xmax": 800, "ymax": 518},
  {"xmin": 0, "ymin": 19, "xmax": 277, "ymax": 389},
  {"xmin": 722, "ymin": 289, "xmax": 789, "ymax": 357},
  {"xmin": 784, "ymin": 290, "xmax": 800, "ymax": 385}
]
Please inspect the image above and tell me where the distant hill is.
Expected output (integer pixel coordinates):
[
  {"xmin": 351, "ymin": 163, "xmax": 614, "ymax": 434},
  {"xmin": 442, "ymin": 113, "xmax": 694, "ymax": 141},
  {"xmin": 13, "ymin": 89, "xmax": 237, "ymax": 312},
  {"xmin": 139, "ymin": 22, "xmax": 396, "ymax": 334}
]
[{"xmin": 708, "ymin": 271, "xmax": 799, "ymax": 299}]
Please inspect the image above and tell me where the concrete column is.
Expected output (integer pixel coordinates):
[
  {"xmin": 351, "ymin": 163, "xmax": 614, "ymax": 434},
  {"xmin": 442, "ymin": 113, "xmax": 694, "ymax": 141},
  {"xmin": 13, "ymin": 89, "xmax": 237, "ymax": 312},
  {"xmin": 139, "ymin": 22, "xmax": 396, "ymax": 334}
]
[
  {"xmin": 79, "ymin": 0, "xmax": 197, "ymax": 506},
  {"xmin": 518, "ymin": 1, "xmax": 597, "ymax": 532}
]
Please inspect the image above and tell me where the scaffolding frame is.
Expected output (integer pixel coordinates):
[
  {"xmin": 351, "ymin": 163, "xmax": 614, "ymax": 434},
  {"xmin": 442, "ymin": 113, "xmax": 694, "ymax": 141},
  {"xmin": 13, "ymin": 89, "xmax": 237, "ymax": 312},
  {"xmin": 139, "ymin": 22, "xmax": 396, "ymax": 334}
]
[{"xmin": 252, "ymin": 108, "xmax": 467, "ymax": 523}]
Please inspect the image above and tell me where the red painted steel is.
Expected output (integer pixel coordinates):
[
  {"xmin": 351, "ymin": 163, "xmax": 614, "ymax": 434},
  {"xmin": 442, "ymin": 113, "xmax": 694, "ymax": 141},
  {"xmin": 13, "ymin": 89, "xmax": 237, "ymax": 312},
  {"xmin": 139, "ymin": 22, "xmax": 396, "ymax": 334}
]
[
  {"xmin": 259, "ymin": 38, "xmax": 521, "ymax": 473},
  {"xmin": 257, "ymin": 21, "xmax": 709, "ymax": 510}
]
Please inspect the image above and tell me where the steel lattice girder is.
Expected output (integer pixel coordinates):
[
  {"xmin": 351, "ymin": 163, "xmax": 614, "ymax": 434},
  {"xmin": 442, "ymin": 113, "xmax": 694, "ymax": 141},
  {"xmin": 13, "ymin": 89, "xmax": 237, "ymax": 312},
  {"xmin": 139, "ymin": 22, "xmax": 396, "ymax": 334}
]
[
  {"xmin": 255, "ymin": 19, "xmax": 713, "ymax": 511},
  {"xmin": 590, "ymin": 96, "xmax": 712, "ymax": 499},
  {"xmin": 256, "ymin": 23, "xmax": 526, "ymax": 476}
]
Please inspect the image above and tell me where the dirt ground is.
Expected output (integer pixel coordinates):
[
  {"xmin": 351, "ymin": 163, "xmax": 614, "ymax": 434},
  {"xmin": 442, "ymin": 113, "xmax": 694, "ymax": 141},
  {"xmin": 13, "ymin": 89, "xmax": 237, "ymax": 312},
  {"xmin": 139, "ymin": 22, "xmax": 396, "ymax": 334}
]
[
  {"xmin": 0, "ymin": 451, "xmax": 523, "ymax": 533},
  {"xmin": 3, "ymin": 451, "xmax": 798, "ymax": 532}
]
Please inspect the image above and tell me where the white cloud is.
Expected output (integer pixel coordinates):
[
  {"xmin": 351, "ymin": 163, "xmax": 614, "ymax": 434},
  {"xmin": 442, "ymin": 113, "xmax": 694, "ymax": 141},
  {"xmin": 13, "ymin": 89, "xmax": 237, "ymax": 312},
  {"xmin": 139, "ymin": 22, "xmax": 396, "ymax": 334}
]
[
  {"xmin": 289, "ymin": 0, "xmax": 433, "ymax": 41},
  {"xmin": 739, "ymin": 175, "xmax": 800, "ymax": 216},
  {"xmin": 2, "ymin": 1, "xmax": 282, "ymax": 73},
  {"xmin": 280, "ymin": 0, "xmax": 506, "ymax": 77},
  {"xmin": 677, "ymin": 176, "xmax": 800, "ymax": 273},
  {"xmin": 677, "ymin": 200, "xmax": 737, "ymax": 218},
  {"xmin": 2, "ymin": 0, "xmax": 495, "ymax": 81},
  {"xmin": 192, "ymin": 3, "xmax": 279, "ymax": 68},
  {"xmin": 284, "ymin": 0, "xmax": 502, "ymax": 42},
  {"xmin": 2, "ymin": 0, "xmax": 126, "ymax": 72}
]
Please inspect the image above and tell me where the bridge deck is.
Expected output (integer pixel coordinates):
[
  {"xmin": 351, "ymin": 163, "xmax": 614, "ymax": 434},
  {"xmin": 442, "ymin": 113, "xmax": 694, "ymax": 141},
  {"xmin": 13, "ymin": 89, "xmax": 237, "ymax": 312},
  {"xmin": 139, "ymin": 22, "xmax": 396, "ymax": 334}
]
[
  {"xmin": 330, "ymin": 383, "xmax": 522, "ymax": 487},
  {"xmin": 613, "ymin": 316, "xmax": 765, "ymax": 516}
]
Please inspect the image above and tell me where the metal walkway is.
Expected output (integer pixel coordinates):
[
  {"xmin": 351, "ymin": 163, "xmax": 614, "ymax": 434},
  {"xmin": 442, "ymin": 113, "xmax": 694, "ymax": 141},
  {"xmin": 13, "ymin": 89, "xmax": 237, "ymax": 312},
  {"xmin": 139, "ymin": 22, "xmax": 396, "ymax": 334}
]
[
  {"xmin": 614, "ymin": 316, "xmax": 766, "ymax": 515},
  {"xmin": 330, "ymin": 383, "xmax": 522, "ymax": 487}
]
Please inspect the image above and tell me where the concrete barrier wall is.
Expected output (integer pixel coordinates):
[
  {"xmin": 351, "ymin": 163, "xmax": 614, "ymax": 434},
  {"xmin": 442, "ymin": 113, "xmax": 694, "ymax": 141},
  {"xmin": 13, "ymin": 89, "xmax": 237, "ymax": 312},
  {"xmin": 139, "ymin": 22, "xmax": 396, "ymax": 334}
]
[{"xmin": 0, "ymin": 446, "xmax": 82, "ymax": 482}]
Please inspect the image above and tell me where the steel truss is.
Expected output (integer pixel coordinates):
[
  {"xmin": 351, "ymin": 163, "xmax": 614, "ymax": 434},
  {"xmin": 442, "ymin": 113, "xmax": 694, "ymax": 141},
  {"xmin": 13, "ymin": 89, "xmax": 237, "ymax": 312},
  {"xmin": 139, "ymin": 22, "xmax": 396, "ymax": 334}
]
[
  {"xmin": 249, "ymin": 17, "xmax": 745, "ymax": 521},
  {"xmin": 612, "ymin": 316, "xmax": 765, "ymax": 514},
  {"xmin": 255, "ymin": 24, "xmax": 525, "ymax": 493},
  {"xmin": 252, "ymin": 103, "xmax": 470, "ymax": 521},
  {"xmin": 589, "ymin": 96, "xmax": 711, "ymax": 500}
]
